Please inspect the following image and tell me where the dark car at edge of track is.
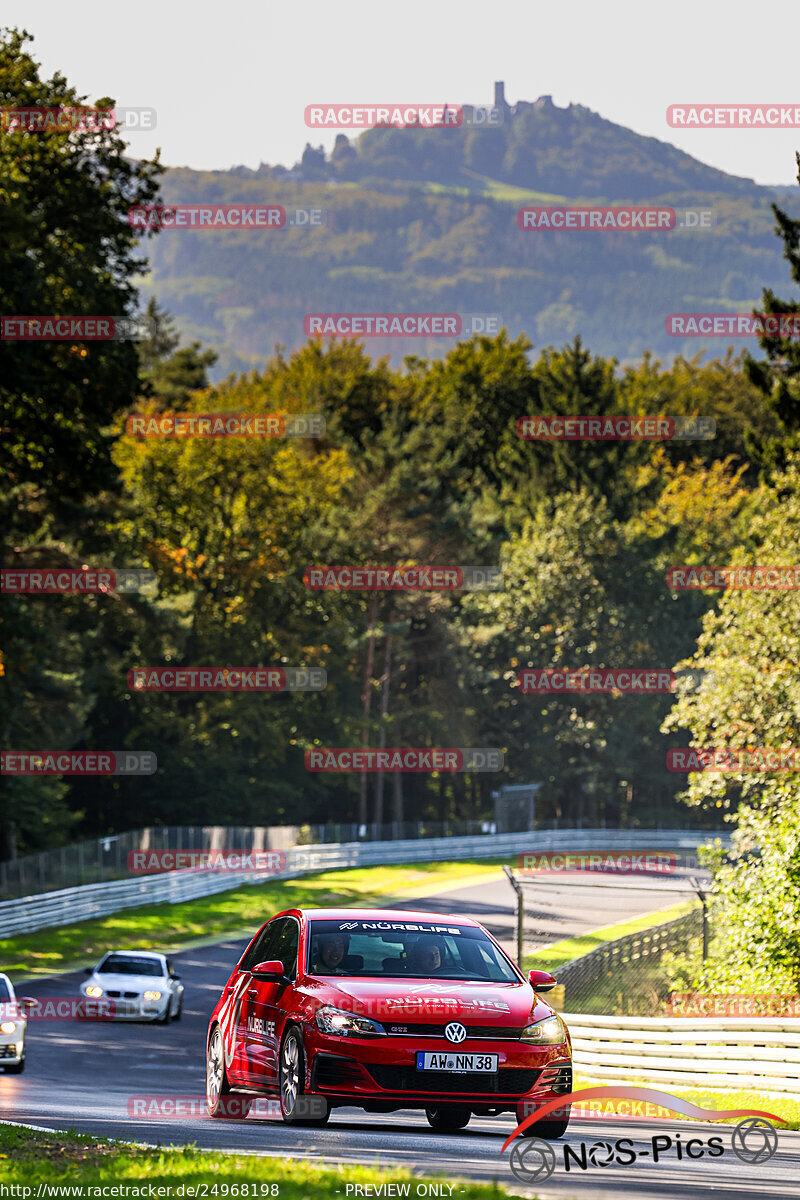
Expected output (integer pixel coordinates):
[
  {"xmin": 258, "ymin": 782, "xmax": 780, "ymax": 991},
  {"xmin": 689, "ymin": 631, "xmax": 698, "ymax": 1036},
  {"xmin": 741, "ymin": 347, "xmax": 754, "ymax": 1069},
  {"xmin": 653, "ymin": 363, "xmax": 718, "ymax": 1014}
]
[{"xmin": 206, "ymin": 907, "xmax": 572, "ymax": 1136}]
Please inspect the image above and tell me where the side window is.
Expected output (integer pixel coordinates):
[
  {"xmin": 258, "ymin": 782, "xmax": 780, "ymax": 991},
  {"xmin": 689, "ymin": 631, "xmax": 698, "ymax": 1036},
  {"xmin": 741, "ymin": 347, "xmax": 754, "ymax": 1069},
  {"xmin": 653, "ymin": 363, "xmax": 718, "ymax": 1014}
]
[
  {"xmin": 241, "ymin": 919, "xmax": 286, "ymax": 972},
  {"xmin": 276, "ymin": 919, "xmax": 300, "ymax": 979}
]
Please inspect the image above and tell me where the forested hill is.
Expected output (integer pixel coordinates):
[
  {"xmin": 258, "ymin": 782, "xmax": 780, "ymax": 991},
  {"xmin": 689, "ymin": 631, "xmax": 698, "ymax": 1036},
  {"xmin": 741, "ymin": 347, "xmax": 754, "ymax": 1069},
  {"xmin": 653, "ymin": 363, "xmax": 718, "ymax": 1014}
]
[
  {"xmin": 146, "ymin": 89, "xmax": 798, "ymax": 379},
  {"xmin": 294, "ymin": 93, "xmax": 760, "ymax": 198}
]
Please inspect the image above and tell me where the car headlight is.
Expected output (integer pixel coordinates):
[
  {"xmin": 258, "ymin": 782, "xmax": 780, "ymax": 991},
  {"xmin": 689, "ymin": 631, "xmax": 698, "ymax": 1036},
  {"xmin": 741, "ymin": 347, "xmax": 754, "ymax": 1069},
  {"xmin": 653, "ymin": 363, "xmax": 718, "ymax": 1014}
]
[
  {"xmin": 85, "ymin": 985, "xmax": 104, "ymax": 998},
  {"xmin": 0, "ymin": 1021, "xmax": 17, "ymax": 1035},
  {"xmin": 143, "ymin": 991, "xmax": 162, "ymax": 1002},
  {"xmin": 314, "ymin": 1005, "xmax": 386, "ymax": 1037},
  {"xmin": 521, "ymin": 1015, "xmax": 567, "ymax": 1044}
]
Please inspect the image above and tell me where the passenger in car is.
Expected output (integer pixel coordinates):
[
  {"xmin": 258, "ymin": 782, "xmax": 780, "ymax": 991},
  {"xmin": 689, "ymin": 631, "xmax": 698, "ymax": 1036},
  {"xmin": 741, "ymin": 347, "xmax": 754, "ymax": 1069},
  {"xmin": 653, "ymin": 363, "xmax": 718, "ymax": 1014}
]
[{"xmin": 407, "ymin": 936, "xmax": 447, "ymax": 974}]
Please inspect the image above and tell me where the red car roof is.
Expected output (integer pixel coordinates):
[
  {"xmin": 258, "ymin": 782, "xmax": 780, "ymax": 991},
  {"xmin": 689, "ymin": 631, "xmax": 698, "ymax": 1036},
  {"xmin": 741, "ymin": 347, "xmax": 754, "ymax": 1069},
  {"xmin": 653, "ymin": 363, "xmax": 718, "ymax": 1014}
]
[{"xmin": 295, "ymin": 907, "xmax": 480, "ymax": 925}]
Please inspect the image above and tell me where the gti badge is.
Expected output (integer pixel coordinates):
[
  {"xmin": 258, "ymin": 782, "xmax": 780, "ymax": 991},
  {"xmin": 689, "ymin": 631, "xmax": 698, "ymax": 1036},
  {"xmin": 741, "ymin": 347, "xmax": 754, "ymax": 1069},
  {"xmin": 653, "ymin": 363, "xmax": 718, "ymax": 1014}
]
[{"xmin": 445, "ymin": 1021, "xmax": 467, "ymax": 1044}]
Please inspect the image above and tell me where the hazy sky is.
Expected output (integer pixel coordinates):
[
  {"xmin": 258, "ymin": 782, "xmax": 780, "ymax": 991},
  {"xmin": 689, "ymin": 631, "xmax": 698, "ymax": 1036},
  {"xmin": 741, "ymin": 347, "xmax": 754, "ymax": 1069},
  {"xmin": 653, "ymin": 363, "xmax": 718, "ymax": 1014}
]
[{"xmin": 18, "ymin": 0, "xmax": 800, "ymax": 186}]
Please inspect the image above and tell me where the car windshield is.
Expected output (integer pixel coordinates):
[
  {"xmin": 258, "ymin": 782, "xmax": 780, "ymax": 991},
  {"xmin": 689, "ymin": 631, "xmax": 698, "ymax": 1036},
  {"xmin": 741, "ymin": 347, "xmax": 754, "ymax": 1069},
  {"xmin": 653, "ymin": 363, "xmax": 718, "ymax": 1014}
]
[
  {"xmin": 307, "ymin": 920, "xmax": 519, "ymax": 983},
  {"xmin": 98, "ymin": 956, "xmax": 163, "ymax": 977}
]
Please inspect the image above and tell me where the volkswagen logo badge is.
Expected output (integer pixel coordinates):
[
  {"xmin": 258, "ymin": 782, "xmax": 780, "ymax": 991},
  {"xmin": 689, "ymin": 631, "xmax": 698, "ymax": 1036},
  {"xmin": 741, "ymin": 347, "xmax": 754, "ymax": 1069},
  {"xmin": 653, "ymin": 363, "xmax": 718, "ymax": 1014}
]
[{"xmin": 444, "ymin": 1021, "xmax": 467, "ymax": 1044}]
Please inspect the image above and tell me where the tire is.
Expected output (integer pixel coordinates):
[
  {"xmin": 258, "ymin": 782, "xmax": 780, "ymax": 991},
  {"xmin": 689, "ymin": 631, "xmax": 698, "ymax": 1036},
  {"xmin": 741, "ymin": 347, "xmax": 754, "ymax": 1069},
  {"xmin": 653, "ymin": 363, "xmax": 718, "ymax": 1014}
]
[
  {"xmin": 515, "ymin": 1101, "xmax": 570, "ymax": 1139},
  {"xmin": 6, "ymin": 1057, "xmax": 25, "ymax": 1075},
  {"xmin": 425, "ymin": 1105, "xmax": 471, "ymax": 1133},
  {"xmin": 279, "ymin": 1027, "xmax": 330, "ymax": 1127},
  {"xmin": 173, "ymin": 996, "xmax": 183, "ymax": 1022},
  {"xmin": 206, "ymin": 1025, "xmax": 252, "ymax": 1119}
]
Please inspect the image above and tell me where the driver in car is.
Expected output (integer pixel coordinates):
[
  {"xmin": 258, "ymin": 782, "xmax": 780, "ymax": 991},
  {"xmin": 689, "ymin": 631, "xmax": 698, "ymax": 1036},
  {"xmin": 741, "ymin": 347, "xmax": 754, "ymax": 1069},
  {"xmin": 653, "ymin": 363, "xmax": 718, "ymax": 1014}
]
[
  {"xmin": 314, "ymin": 931, "xmax": 349, "ymax": 974},
  {"xmin": 407, "ymin": 936, "xmax": 447, "ymax": 974}
]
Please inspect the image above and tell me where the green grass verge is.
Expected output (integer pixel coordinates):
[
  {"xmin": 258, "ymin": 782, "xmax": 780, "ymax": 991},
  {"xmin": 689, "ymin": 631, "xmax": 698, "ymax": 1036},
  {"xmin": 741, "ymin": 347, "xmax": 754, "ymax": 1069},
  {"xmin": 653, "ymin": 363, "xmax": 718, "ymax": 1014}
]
[
  {"xmin": 1, "ymin": 859, "xmax": 502, "ymax": 981},
  {"xmin": 524, "ymin": 901, "xmax": 696, "ymax": 973},
  {"xmin": 574, "ymin": 1074, "xmax": 800, "ymax": 1130},
  {"xmin": 0, "ymin": 1123, "xmax": 527, "ymax": 1197}
]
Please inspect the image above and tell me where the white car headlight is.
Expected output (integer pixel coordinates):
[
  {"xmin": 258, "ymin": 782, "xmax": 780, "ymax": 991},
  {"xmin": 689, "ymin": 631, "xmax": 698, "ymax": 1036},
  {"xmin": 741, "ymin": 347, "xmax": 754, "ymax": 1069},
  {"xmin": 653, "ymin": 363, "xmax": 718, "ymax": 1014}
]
[
  {"xmin": 143, "ymin": 990, "xmax": 162, "ymax": 1001},
  {"xmin": 521, "ymin": 1015, "xmax": 567, "ymax": 1044},
  {"xmin": 315, "ymin": 1005, "xmax": 385, "ymax": 1037},
  {"xmin": 85, "ymin": 985, "xmax": 104, "ymax": 998},
  {"xmin": 0, "ymin": 1021, "xmax": 17, "ymax": 1035}
]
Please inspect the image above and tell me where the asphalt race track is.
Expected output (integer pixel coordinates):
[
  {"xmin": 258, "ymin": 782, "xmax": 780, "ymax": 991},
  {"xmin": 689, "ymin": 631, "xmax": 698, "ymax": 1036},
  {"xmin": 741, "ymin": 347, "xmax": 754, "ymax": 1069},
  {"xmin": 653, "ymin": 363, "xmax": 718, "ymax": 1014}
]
[{"xmin": 2, "ymin": 875, "xmax": 796, "ymax": 1199}]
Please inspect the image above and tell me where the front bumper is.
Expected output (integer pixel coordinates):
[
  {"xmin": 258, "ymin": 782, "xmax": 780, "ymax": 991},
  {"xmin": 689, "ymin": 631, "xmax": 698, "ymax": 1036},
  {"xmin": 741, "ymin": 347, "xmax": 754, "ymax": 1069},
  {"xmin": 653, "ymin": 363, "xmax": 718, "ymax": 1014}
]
[
  {"xmin": 0, "ymin": 1034, "xmax": 25, "ymax": 1065},
  {"xmin": 305, "ymin": 1029, "xmax": 571, "ymax": 1108}
]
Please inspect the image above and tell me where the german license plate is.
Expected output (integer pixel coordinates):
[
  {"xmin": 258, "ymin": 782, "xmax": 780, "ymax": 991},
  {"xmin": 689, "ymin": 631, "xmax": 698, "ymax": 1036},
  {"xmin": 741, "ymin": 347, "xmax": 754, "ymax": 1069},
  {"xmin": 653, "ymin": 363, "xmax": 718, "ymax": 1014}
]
[{"xmin": 416, "ymin": 1051, "xmax": 498, "ymax": 1073}]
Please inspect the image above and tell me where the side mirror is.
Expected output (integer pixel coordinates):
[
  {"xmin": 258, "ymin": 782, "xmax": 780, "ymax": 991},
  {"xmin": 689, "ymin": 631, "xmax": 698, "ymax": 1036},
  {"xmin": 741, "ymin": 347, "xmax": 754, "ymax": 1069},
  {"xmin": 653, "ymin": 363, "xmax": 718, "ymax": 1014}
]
[
  {"xmin": 528, "ymin": 969, "xmax": 557, "ymax": 993},
  {"xmin": 172, "ymin": 974, "xmax": 181, "ymax": 982},
  {"xmin": 19, "ymin": 997, "xmax": 38, "ymax": 1015},
  {"xmin": 252, "ymin": 960, "xmax": 285, "ymax": 978},
  {"xmin": 84, "ymin": 967, "xmax": 94, "ymax": 975}
]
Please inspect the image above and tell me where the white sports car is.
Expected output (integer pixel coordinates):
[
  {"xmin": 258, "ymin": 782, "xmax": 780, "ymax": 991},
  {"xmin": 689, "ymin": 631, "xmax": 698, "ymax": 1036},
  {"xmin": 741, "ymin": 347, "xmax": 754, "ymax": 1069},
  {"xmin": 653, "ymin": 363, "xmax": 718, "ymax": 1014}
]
[
  {"xmin": 80, "ymin": 950, "xmax": 184, "ymax": 1022},
  {"xmin": 0, "ymin": 972, "xmax": 34, "ymax": 1072}
]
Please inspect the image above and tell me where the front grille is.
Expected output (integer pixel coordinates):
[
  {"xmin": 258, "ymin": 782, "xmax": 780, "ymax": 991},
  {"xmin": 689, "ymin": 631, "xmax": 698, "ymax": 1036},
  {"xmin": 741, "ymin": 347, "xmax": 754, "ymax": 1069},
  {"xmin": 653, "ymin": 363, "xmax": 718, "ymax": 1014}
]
[
  {"xmin": 0, "ymin": 1045, "xmax": 19, "ymax": 1059},
  {"xmin": 106, "ymin": 991, "xmax": 139, "ymax": 1000},
  {"xmin": 367, "ymin": 1065, "xmax": 540, "ymax": 1094},
  {"xmin": 384, "ymin": 1023, "xmax": 524, "ymax": 1039}
]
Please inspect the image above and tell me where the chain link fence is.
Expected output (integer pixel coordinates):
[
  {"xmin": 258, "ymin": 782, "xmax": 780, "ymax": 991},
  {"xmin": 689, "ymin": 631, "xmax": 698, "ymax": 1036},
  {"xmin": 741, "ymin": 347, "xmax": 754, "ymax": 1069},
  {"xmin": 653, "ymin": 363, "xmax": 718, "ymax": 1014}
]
[
  {"xmin": 501, "ymin": 857, "xmax": 715, "ymax": 1017},
  {"xmin": 554, "ymin": 908, "xmax": 704, "ymax": 1015}
]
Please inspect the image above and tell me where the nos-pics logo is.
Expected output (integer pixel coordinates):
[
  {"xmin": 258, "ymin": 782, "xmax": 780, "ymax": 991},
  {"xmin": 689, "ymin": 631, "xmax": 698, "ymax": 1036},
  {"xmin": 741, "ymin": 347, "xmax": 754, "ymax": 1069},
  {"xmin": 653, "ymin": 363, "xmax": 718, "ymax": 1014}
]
[{"xmin": 503, "ymin": 1087, "xmax": 782, "ymax": 1185}]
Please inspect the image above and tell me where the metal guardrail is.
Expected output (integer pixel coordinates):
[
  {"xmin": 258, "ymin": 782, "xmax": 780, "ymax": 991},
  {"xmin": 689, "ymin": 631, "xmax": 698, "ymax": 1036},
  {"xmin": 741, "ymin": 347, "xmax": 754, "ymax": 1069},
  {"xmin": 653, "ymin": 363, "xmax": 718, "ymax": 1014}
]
[
  {"xmin": 0, "ymin": 828, "xmax": 712, "ymax": 937},
  {"xmin": 565, "ymin": 1011, "xmax": 800, "ymax": 1095}
]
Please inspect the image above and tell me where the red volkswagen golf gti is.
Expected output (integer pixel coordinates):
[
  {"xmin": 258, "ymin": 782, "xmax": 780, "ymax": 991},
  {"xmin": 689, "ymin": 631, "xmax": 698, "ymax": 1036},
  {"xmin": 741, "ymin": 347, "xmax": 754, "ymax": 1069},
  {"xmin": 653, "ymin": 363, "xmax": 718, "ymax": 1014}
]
[{"xmin": 206, "ymin": 908, "xmax": 572, "ymax": 1135}]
